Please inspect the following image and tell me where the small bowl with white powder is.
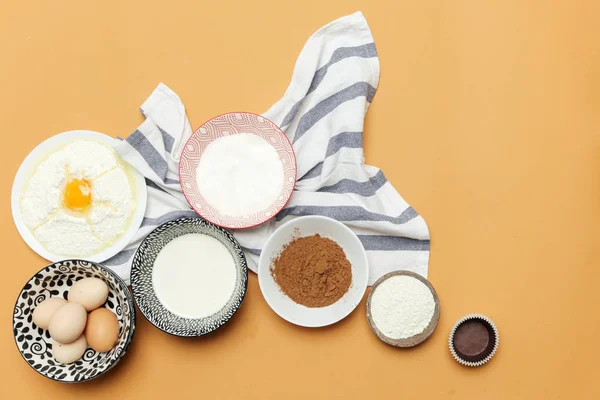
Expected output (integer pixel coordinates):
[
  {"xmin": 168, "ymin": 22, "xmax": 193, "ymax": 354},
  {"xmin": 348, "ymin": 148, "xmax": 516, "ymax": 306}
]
[
  {"xmin": 130, "ymin": 217, "xmax": 248, "ymax": 337},
  {"xmin": 366, "ymin": 271, "xmax": 440, "ymax": 347},
  {"xmin": 179, "ymin": 112, "xmax": 296, "ymax": 229}
]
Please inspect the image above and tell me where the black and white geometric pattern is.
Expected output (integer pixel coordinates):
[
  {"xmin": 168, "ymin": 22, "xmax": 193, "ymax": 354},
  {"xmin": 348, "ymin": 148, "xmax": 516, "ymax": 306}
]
[
  {"xmin": 130, "ymin": 217, "xmax": 248, "ymax": 337},
  {"xmin": 12, "ymin": 260, "xmax": 136, "ymax": 383}
]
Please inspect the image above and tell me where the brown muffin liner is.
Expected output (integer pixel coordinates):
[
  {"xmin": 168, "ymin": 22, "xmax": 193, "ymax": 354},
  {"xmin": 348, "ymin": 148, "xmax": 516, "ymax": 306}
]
[{"xmin": 449, "ymin": 314, "xmax": 499, "ymax": 367}]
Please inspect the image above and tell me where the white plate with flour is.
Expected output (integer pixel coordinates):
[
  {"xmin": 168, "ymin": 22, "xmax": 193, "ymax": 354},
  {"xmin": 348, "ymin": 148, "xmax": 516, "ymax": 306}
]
[
  {"xmin": 179, "ymin": 112, "xmax": 296, "ymax": 229},
  {"xmin": 11, "ymin": 130, "xmax": 147, "ymax": 264},
  {"xmin": 258, "ymin": 216, "xmax": 369, "ymax": 327}
]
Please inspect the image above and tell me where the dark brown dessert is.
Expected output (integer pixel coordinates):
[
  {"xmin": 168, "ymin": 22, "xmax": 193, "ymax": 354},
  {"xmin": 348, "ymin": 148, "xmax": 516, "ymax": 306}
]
[
  {"xmin": 453, "ymin": 320, "xmax": 490, "ymax": 357},
  {"xmin": 451, "ymin": 315, "xmax": 498, "ymax": 365}
]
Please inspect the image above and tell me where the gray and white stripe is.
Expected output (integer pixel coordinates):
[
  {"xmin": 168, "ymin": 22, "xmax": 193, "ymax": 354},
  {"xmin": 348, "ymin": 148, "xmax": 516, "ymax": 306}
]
[
  {"xmin": 235, "ymin": 12, "xmax": 430, "ymax": 284},
  {"xmin": 106, "ymin": 12, "xmax": 430, "ymax": 285}
]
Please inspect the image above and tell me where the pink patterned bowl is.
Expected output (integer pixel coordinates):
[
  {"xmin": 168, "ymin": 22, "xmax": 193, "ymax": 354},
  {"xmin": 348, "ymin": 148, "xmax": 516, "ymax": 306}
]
[{"xmin": 179, "ymin": 112, "xmax": 296, "ymax": 229}]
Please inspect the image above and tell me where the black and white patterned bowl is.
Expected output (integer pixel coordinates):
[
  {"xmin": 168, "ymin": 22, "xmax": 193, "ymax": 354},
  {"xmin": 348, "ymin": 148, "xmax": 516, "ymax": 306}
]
[
  {"xmin": 12, "ymin": 259, "xmax": 136, "ymax": 383},
  {"xmin": 130, "ymin": 217, "xmax": 248, "ymax": 337}
]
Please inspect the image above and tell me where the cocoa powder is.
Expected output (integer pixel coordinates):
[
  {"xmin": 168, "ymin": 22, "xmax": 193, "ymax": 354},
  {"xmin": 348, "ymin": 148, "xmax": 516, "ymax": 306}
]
[{"xmin": 270, "ymin": 234, "xmax": 352, "ymax": 308}]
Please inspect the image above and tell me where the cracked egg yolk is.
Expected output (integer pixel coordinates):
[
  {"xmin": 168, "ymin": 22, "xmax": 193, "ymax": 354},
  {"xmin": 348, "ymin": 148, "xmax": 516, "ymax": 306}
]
[{"xmin": 64, "ymin": 179, "xmax": 91, "ymax": 211}]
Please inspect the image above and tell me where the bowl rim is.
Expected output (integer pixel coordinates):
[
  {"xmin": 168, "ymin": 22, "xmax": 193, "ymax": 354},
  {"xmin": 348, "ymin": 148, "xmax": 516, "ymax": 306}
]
[
  {"xmin": 178, "ymin": 111, "xmax": 297, "ymax": 230},
  {"xmin": 130, "ymin": 217, "xmax": 249, "ymax": 337},
  {"xmin": 257, "ymin": 215, "xmax": 370, "ymax": 327},
  {"xmin": 12, "ymin": 259, "xmax": 137, "ymax": 383}
]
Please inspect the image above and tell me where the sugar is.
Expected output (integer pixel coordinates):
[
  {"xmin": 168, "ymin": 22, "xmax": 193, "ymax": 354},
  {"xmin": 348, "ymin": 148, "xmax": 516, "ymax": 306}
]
[{"xmin": 195, "ymin": 133, "xmax": 284, "ymax": 217}]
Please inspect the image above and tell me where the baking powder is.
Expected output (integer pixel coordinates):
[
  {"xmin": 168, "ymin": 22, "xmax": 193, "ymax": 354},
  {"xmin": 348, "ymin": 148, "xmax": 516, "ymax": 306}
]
[
  {"xmin": 370, "ymin": 275, "xmax": 435, "ymax": 339},
  {"xmin": 196, "ymin": 133, "xmax": 284, "ymax": 217}
]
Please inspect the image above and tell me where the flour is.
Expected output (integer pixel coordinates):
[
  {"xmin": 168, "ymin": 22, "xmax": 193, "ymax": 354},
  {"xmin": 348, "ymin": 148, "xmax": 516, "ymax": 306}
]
[
  {"xmin": 370, "ymin": 275, "xmax": 435, "ymax": 339},
  {"xmin": 35, "ymin": 211, "xmax": 106, "ymax": 256},
  {"xmin": 195, "ymin": 133, "xmax": 284, "ymax": 217},
  {"xmin": 89, "ymin": 168, "xmax": 134, "ymax": 242}
]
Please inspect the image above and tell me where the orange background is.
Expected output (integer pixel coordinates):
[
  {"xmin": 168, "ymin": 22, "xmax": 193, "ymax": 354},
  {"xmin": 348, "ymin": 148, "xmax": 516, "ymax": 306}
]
[{"xmin": 1, "ymin": 1, "xmax": 599, "ymax": 398}]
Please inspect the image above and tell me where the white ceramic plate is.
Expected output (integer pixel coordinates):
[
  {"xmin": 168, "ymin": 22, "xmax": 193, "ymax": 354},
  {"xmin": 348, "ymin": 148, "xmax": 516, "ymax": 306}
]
[
  {"xmin": 258, "ymin": 216, "xmax": 369, "ymax": 327},
  {"xmin": 11, "ymin": 130, "xmax": 147, "ymax": 264}
]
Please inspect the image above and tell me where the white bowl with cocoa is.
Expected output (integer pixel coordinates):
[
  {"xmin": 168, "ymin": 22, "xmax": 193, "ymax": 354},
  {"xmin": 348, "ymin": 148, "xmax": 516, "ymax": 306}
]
[{"xmin": 258, "ymin": 216, "xmax": 369, "ymax": 327}]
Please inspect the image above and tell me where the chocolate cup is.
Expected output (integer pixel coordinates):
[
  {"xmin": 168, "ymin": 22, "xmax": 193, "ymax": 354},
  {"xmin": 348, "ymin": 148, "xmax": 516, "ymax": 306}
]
[{"xmin": 449, "ymin": 314, "xmax": 499, "ymax": 367}]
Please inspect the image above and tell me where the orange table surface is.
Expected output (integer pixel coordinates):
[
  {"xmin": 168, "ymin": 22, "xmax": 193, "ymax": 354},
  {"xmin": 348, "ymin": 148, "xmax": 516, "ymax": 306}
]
[{"xmin": 1, "ymin": 1, "xmax": 599, "ymax": 399}]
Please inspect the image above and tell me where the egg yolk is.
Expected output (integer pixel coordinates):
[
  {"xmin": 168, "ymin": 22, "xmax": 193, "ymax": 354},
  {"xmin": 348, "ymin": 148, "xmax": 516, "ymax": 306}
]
[{"xmin": 64, "ymin": 179, "xmax": 91, "ymax": 211}]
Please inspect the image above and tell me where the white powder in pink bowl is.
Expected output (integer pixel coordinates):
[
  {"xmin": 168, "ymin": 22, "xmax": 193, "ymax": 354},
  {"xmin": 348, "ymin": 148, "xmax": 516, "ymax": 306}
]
[{"xmin": 195, "ymin": 133, "xmax": 284, "ymax": 218}]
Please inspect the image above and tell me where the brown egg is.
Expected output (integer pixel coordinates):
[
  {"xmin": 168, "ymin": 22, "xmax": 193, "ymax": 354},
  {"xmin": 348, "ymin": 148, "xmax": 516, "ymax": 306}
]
[
  {"xmin": 32, "ymin": 297, "xmax": 67, "ymax": 330},
  {"xmin": 85, "ymin": 308, "xmax": 119, "ymax": 352},
  {"xmin": 52, "ymin": 335, "xmax": 87, "ymax": 364},
  {"xmin": 68, "ymin": 278, "xmax": 109, "ymax": 311},
  {"xmin": 48, "ymin": 302, "xmax": 87, "ymax": 344}
]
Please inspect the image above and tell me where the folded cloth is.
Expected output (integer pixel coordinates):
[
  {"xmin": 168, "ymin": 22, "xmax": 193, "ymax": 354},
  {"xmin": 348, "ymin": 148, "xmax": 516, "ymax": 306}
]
[
  {"xmin": 107, "ymin": 11, "xmax": 430, "ymax": 285},
  {"xmin": 106, "ymin": 83, "xmax": 199, "ymax": 282}
]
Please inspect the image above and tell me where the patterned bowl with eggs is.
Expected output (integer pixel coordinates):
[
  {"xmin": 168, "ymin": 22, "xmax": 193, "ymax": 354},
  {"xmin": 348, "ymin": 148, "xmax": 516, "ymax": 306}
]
[{"xmin": 12, "ymin": 260, "xmax": 135, "ymax": 383}]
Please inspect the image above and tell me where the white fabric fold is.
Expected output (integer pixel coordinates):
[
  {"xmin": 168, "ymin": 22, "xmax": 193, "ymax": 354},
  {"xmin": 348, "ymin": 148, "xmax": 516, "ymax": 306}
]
[{"xmin": 108, "ymin": 11, "xmax": 430, "ymax": 285}]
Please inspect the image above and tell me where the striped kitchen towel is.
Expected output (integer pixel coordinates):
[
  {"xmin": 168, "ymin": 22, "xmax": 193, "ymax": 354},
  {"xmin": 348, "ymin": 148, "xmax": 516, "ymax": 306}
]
[{"xmin": 108, "ymin": 11, "xmax": 430, "ymax": 285}]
